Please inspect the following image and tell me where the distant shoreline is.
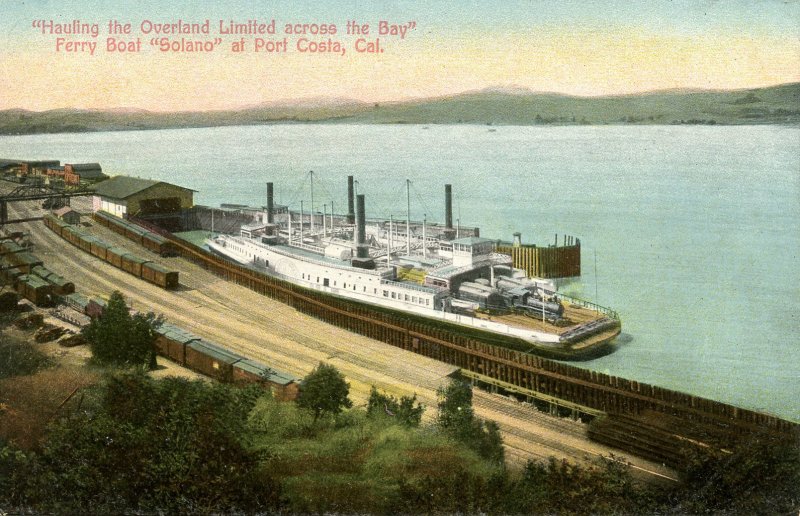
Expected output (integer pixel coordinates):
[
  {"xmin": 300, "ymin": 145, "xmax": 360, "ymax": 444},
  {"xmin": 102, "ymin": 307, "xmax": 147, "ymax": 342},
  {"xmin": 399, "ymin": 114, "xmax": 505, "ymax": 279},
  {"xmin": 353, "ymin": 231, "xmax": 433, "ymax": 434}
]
[
  {"xmin": 1, "ymin": 120, "xmax": 799, "ymax": 138},
  {"xmin": 2, "ymin": 82, "xmax": 798, "ymax": 135}
]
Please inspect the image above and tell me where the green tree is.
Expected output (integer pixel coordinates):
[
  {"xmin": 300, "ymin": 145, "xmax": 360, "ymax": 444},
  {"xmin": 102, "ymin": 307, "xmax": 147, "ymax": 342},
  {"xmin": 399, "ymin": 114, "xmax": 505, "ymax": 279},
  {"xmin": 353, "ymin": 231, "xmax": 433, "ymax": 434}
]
[
  {"xmin": 82, "ymin": 291, "xmax": 160, "ymax": 368},
  {"xmin": 296, "ymin": 362, "xmax": 353, "ymax": 421},
  {"xmin": 436, "ymin": 380, "xmax": 505, "ymax": 463},
  {"xmin": 366, "ymin": 386, "xmax": 425, "ymax": 427},
  {"xmin": 436, "ymin": 380, "xmax": 475, "ymax": 439}
]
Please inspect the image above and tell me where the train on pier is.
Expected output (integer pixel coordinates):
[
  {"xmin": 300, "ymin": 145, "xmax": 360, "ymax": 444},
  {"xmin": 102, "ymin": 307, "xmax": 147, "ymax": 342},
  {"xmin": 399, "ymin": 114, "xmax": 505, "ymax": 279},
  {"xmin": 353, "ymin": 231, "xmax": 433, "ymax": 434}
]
[{"xmin": 205, "ymin": 178, "xmax": 621, "ymax": 353}]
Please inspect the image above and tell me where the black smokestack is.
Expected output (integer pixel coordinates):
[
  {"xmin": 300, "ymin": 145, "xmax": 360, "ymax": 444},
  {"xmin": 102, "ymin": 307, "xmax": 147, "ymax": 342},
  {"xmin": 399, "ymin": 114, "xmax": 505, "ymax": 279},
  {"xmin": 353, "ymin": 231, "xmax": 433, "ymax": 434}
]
[
  {"xmin": 356, "ymin": 194, "xmax": 367, "ymax": 258},
  {"xmin": 266, "ymin": 182, "xmax": 274, "ymax": 223},
  {"xmin": 445, "ymin": 184, "xmax": 453, "ymax": 229},
  {"xmin": 347, "ymin": 176, "xmax": 355, "ymax": 224}
]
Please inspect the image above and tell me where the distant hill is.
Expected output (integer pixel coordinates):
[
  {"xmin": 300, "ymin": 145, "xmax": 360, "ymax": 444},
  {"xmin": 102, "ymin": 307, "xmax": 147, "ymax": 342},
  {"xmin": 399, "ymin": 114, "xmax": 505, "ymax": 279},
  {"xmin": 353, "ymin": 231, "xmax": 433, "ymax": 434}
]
[{"xmin": 1, "ymin": 83, "xmax": 798, "ymax": 135}]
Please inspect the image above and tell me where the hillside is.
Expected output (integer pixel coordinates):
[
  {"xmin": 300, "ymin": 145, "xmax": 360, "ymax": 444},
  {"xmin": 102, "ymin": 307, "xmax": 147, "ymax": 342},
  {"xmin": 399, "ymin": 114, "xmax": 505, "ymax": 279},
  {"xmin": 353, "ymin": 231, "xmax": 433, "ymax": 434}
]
[{"xmin": 0, "ymin": 83, "xmax": 798, "ymax": 134}]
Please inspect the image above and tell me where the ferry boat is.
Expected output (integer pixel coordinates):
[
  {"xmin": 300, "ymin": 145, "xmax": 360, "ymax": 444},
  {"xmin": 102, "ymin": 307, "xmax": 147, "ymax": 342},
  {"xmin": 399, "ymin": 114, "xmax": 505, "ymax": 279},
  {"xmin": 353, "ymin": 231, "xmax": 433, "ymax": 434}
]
[{"xmin": 205, "ymin": 179, "xmax": 621, "ymax": 359}]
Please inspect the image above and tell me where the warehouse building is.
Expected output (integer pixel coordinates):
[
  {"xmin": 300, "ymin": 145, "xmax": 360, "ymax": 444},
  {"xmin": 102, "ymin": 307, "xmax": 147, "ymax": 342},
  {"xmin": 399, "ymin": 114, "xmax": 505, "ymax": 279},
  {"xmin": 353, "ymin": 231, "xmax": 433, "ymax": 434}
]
[
  {"xmin": 91, "ymin": 176, "xmax": 194, "ymax": 218},
  {"xmin": 64, "ymin": 163, "xmax": 107, "ymax": 185}
]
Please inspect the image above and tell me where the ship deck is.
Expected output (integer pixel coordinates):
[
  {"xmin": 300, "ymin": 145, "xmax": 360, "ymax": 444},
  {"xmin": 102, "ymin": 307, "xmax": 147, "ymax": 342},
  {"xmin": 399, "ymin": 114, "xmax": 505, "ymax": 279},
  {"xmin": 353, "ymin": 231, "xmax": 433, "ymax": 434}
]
[{"xmin": 474, "ymin": 303, "xmax": 621, "ymax": 347}]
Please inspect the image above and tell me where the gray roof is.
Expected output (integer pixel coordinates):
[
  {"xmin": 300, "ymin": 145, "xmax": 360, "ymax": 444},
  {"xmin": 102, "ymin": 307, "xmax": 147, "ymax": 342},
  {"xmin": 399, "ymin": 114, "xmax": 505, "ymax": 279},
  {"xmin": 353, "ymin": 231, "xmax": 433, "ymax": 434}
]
[
  {"xmin": 451, "ymin": 236, "xmax": 495, "ymax": 246},
  {"xmin": 92, "ymin": 176, "xmax": 194, "ymax": 200},
  {"xmin": 65, "ymin": 292, "xmax": 91, "ymax": 309},
  {"xmin": 234, "ymin": 358, "xmax": 295, "ymax": 385},
  {"xmin": 53, "ymin": 207, "xmax": 78, "ymax": 217},
  {"xmin": 68, "ymin": 162, "xmax": 101, "ymax": 171},
  {"xmin": 69, "ymin": 163, "xmax": 107, "ymax": 179},
  {"xmin": 0, "ymin": 159, "xmax": 59, "ymax": 168},
  {"xmin": 155, "ymin": 322, "xmax": 200, "ymax": 344},
  {"xmin": 92, "ymin": 176, "xmax": 159, "ymax": 199},
  {"xmin": 188, "ymin": 339, "xmax": 243, "ymax": 364}
]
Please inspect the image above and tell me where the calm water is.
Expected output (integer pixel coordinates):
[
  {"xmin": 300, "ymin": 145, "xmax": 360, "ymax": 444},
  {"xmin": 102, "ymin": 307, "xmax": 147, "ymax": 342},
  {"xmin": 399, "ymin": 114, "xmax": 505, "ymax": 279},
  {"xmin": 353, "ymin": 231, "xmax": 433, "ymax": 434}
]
[{"xmin": 2, "ymin": 124, "xmax": 798, "ymax": 422}]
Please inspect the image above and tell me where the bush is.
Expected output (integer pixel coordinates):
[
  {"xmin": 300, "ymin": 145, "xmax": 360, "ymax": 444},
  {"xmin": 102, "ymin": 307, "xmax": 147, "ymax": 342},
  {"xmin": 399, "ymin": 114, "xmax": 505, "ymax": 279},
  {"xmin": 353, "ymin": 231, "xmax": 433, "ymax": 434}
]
[
  {"xmin": 9, "ymin": 372, "xmax": 281, "ymax": 513},
  {"xmin": 0, "ymin": 337, "xmax": 53, "ymax": 379},
  {"xmin": 366, "ymin": 386, "xmax": 425, "ymax": 427}
]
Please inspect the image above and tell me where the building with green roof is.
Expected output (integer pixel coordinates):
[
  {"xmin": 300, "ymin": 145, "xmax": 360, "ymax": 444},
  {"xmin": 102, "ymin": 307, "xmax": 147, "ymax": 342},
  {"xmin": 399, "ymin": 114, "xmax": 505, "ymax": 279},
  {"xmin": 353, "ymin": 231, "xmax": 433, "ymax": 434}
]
[{"xmin": 91, "ymin": 175, "xmax": 195, "ymax": 218}]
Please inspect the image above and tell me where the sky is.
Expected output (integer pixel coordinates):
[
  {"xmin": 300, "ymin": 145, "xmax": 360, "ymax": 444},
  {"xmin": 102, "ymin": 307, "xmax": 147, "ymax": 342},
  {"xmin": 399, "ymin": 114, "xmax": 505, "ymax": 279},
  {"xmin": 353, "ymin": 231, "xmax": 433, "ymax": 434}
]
[{"xmin": 0, "ymin": 0, "xmax": 798, "ymax": 111}]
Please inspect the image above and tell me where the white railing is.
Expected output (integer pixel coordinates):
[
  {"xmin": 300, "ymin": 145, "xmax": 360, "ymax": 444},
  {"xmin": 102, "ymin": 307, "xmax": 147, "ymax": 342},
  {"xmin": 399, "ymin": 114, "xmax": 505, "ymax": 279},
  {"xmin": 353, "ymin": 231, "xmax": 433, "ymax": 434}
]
[{"xmin": 380, "ymin": 278, "xmax": 438, "ymax": 294}]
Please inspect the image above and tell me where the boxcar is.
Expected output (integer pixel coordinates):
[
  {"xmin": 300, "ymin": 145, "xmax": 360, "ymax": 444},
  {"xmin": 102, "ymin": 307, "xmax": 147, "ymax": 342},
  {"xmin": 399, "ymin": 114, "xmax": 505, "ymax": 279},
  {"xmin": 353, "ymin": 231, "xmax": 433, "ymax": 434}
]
[
  {"xmin": 46, "ymin": 272, "xmax": 75, "ymax": 295},
  {"xmin": 64, "ymin": 292, "xmax": 91, "ymax": 313},
  {"xmin": 154, "ymin": 322, "xmax": 200, "ymax": 364},
  {"xmin": 17, "ymin": 274, "xmax": 55, "ymax": 307},
  {"xmin": 120, "ymin": 254, "xmax": 148, "ymax": 277},
  {"xmin": 90, "ymin": 239, "xmax": 109, "ymax": 260},
  {"xmin": 141, "ymin": 262, "xmax": 179, "ymax": 289},
  {"xmin": 8, "ymin": 252, "xmax": 43, "ymax": 274},
  {"xmin": 78, "ymin": 235, "xmax": 94, "ymax": 254},
  {"xmin": 86, "ymin": 297, "xmax": 106, "ymax": 318},
  {"xmin": 105, "ymin": 247, "xmax": 127, "ymax": 269},
  {"xmin": 185, "ymin": 339, "xmax": 243, "ymax": 383},
  {"xmin": 123, "ymin": 226, "xmax": 145, "ymax": 246},
  {"xmin": 232, "ymin": 358, "xmax": 299, "ymax": 401}
]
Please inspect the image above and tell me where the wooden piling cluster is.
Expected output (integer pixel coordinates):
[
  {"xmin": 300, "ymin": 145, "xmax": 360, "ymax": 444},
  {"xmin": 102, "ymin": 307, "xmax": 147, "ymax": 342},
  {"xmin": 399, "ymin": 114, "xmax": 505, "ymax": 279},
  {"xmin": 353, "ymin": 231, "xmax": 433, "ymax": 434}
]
[
  {"xmin": 496, "ymin": 242, "xmax": 581, "ymax": 279},
  {"xmin": 128, "ymin": 217, "xmax": 798, "ymax": 439}
]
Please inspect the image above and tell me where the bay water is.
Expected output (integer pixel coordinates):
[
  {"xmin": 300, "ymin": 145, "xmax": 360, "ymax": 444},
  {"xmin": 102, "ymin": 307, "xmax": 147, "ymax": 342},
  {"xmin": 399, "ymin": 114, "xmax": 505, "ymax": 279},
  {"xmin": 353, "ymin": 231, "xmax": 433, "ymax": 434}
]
[{"xmin": 1, "ymin": 124, "xmax": 797, "ymax": 421}]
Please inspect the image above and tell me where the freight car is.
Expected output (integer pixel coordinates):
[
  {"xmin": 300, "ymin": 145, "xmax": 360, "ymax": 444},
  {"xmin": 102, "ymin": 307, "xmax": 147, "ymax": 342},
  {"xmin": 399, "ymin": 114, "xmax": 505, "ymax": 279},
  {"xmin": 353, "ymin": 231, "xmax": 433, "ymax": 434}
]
[
  {"xmin": 1, "ymin": 240, "xmax": 74, "ymax": 305},
  {"xmin": 31, "ymin": 265, "xmax": 75, "ymax": 295},
  {"xmin": 16, "ymin": 274, "xmax": 55, "ymax": 306},
  {"xmin": 43, "ymin": 213, "xmax": 180, "ymax": 290},
  {"xmin": 141, "ymin": 262, "xmax": 179, "ymax": 289},
  {"xmin": 150, "ymin": 321, "xmax": 298, "ymax": 400},
  {"xmin": 92, "ymin": 210, "xmax": 178, "ymax": 257},
  {"xmin": 0, "ymin": 244, "xmax": 42, "ymax": 274}
]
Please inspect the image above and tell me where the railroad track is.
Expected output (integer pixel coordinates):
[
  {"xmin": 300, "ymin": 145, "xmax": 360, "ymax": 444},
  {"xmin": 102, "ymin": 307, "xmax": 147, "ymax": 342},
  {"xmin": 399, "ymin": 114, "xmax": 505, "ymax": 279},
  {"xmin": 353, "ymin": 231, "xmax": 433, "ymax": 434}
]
[{"xmin": 5, "ymin": 197, "xmax": 678, "ymax": 483}]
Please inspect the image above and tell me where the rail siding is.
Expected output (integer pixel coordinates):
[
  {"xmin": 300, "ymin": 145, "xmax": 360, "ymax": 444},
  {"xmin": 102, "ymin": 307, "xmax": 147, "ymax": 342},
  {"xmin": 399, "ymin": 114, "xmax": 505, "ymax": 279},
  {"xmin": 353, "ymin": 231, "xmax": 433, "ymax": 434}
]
[{"xmin": 127, "ymin": 217, "xmax": 797, "ymax": 436}]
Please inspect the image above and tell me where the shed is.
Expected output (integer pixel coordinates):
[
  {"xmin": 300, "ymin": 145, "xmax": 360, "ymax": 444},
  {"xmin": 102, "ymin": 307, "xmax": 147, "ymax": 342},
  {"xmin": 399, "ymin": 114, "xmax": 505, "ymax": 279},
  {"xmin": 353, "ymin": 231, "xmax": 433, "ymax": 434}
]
[
  {"xmin": 91, "ymin": 176, "xmax": 195, "ymax": 218},
  {"xmin": 53, "ymin": 206, "xmax": 81, "ymax": 225}
]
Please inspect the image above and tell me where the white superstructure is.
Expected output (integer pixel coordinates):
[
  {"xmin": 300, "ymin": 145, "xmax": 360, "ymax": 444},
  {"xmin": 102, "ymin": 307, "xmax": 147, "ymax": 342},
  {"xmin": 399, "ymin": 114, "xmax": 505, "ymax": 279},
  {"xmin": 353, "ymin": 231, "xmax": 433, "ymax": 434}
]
[{"xmin": 206, "ymin": 233, "xmax": 563, "ymax": 346}]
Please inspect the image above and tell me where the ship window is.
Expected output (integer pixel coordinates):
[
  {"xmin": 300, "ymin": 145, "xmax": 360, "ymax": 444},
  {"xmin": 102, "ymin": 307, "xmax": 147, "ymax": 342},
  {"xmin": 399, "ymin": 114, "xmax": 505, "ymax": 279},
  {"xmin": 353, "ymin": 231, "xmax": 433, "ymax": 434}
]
[
  {"xmin": 412, "ymin": 296, "xmax": 417, "ymax": 303},
  {"xmin": 343, "ymin": 283, "xmax": 346, "ymax": 288},
  {"xmin": 391, "ymin": 292, "xmax": 396, "ymax": 299},
  {"xmin": 363, "ymin": 287, "xmax": 366, "ymax": 292},
  {"xmin": 323, "ymin": 278, "xmax": 329, "ymax": 287},
  {"xmin": 316, "ymin": 277, "xmax": 319, "ymax": 282},
  {"xmin": 353, "ymin": 285, "xmax": 356, "ymax": 291},
  {"xmin": 426, "ymin": 299, "xmax": 430, "ymax": 306},
  {"xmin": 374, "ymin": 288, "xmax": 377, "ymax": 294},
  {"xmin": 383, "ymin": 290, "xmax": 388, "ymax": 297},
  {"xmin": 405, "ymin": 294, "xmax": 409, "ymax": 301}
]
